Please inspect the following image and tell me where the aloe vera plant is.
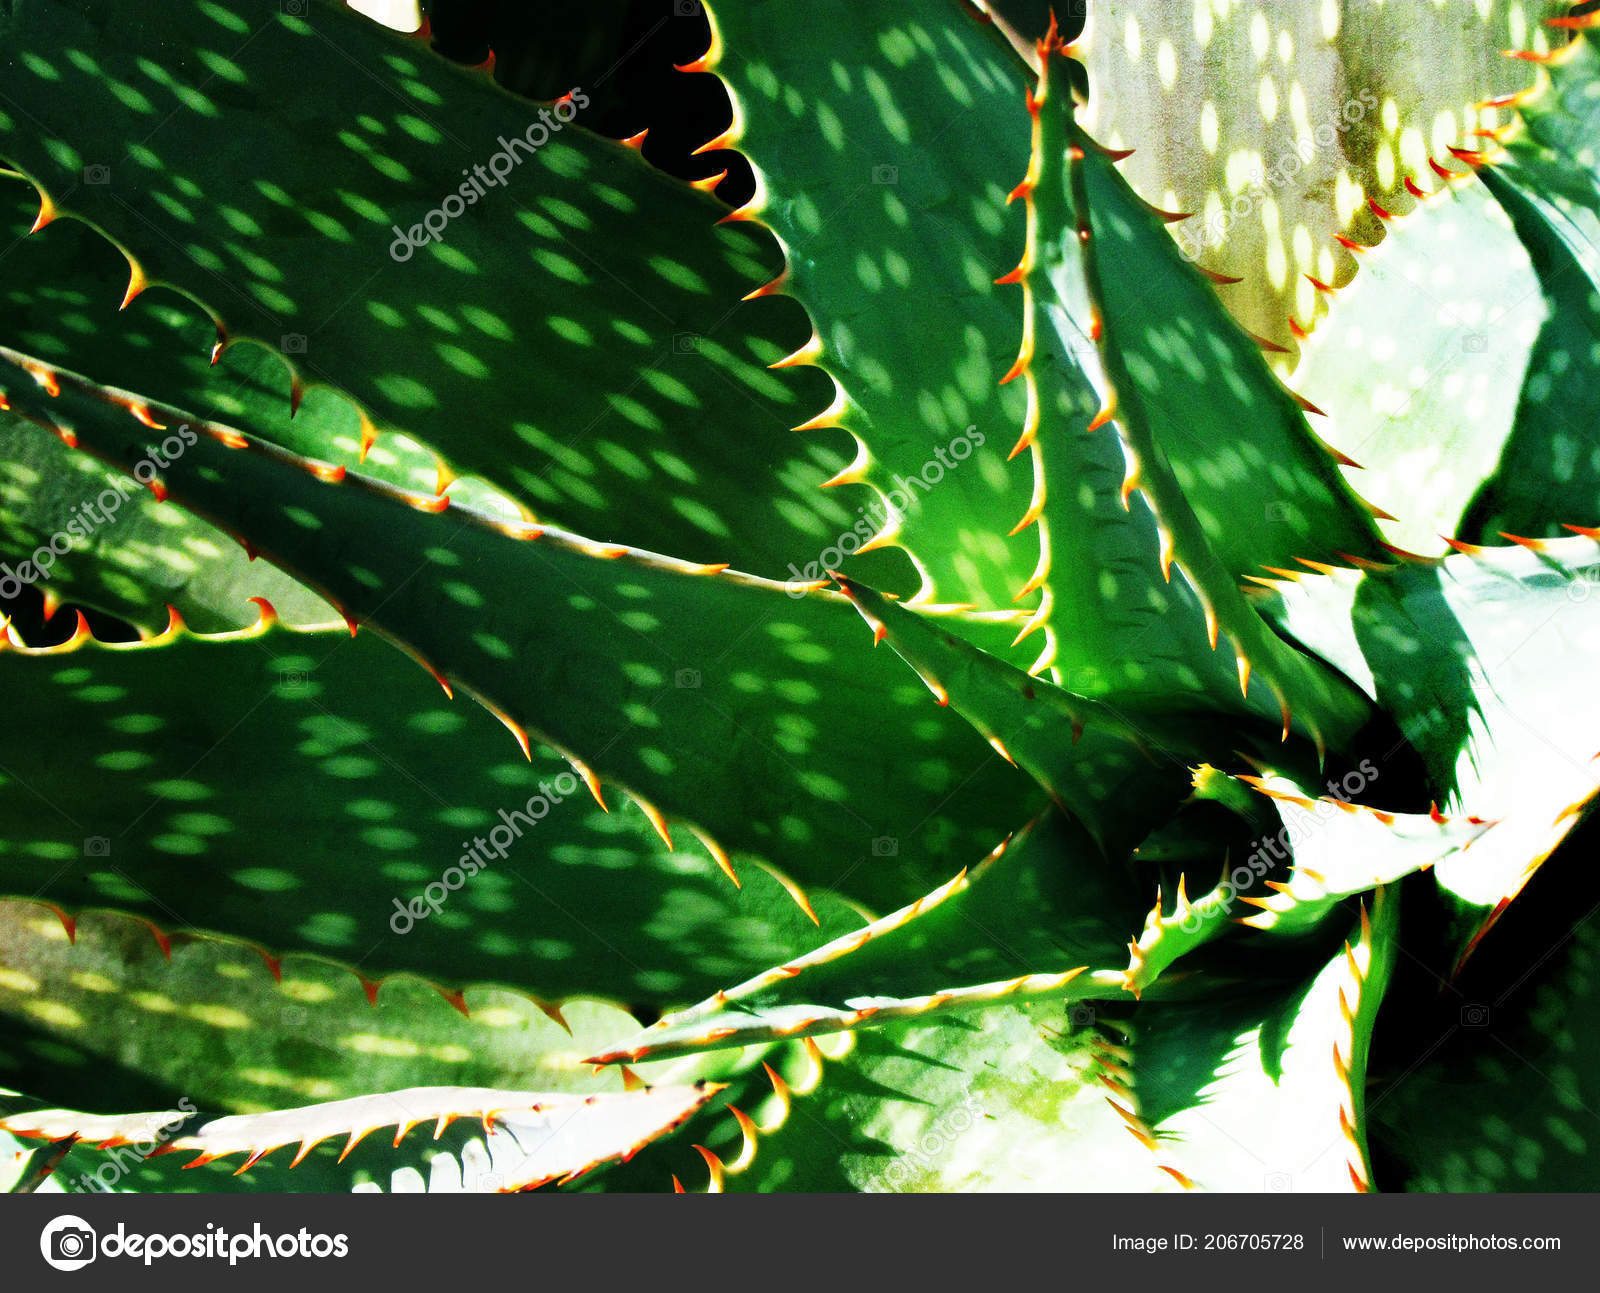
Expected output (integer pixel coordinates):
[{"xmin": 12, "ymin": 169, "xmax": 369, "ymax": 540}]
[{"xmin": 0, "ymin": 0, "xmax": 1597, "ymax": 1195}]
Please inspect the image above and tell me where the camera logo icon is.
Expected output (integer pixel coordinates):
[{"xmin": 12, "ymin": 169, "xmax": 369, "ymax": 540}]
[
  {"xmin": 41, "ymin": 1216, "xmax": 97, "ymax": 1271},
  {"xmin": 871, "ymin": 836, "xmax": 898, "ymax": 857}
]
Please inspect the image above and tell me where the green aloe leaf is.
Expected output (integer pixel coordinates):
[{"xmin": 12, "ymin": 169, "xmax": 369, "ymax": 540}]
[
  {"xmin": 1074, "ymin": 0, "xmax": 1563, "ymax": 349},
  {"xmin": 0, "ymin": 344, "xmax": 1038, "ymax": 914},
  {"xmin": 1371, "ymin": 824, "xmax": 1600, "ymax": 1191},
  {"xmin": 3, "ymin": 1082, "xmax": 721, "ymax": 1193},
  {"xmin": 0, "ymin": 180, "xmax": 499, "ymax": 505},
  {"xmin": 994, "ymin": 22, "xmax": 1250, "ymax": 694},
  {"xmin": 0, "ymin": 903, "xmax": 728, "ymax": 1192},
  {"xmin": 663, "ymin": 891, "xmax": 1396, "ymax": 1193},
  {"xmin": 1065, "ymin": 105, "xmax": 1389, "ymax": 580},
  {"xmin": 1290, "ymin": 178, "xmax": 1542, "ymax": 555},
  {"xmin": 833, "ymin": 573, "xmax": 1269, "ymax": 854},
  {"xmin": 1211, "ymin": 772, "xmax": 1496, "ymax": 938},
  {"xmin": 3, "ymin": 1134, "xmax": 76, "ymax": 1193},
  {"xmin": 0, "ymin": 620, "xmax": 864, "ymax": 1003},
  {"xmin": 659, "ymin": 1007, "xmax": 1190, "ymax": 1192},
  {"xmin": 1111, "ymin": 890, "xmax": 1399, "ymax": 1191},
  {"xmin": 1, "ymin": 409, "xmax": 334, "ymax": 632},
  {"xmin": 699, "ymin": 0, "xmax": 1067, "ymax": 621},
  {"xmin": 1292, "ymin": 21, "xmax": 1600, "ymax": 554},
  {"xmin": 1264, "ymin": 533, "xmax": 1600, "ymax": 959},
  {"xmin": 587, "ymin": 810, "xmax": 1146, "ymax": 1065},
  {"xmin": 1065, "ymin": 98, "xmax": 1377, "ymax": 755},
  {"xmin": 1461, "ymin": 24, "xmax": 1600, "ymax": 540},
  {"xmin": 0, "ymin": 0, "xmax": 876, "ymax": 588}
]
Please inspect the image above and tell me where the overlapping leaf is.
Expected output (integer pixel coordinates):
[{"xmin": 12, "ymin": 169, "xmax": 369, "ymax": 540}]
[
  {"xmin": 0, "ymin": 344, "xmax": 1038, "ymax": 914},
  {"xmin": 0, "ymin": 408, "xmax": 334, "ymax": 633},
  {"xmin": 0, "ymin": 0, "xmax": 874, "ymax": 588},
  {"xmin": 4, "ymin": 1083, "xmax": 720, "ymax": 1192},
  {"xmin": 0, "ymin": 904, "xmax": 728, "ymax": 1192},
  {"xmin": 588, "ymin": 810, "xmax": 1144, "ymax": 1064},
  {"xmin": 1263, "ymin": 534, "xmax": 1600, "ymax": 956},
  {"xmin": 0, "ymin": 620, "xmax": 864, "ymax": 1002},
  {"xmin": 698, "ymin": 0, "xmax": 1058, "ymax": 617}
]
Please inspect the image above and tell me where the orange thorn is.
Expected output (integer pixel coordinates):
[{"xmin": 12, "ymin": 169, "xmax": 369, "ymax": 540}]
[
  {"xmin": 1088, "ymin": 390, "xmax": 1117, "ymax": 432},
  {"xmin": 1119, "ymin": 466, "xmax": 1140, "ymax": 510},
  {"xmin": 692, "ymin": 123, "xmax": 741, "ymax": 156},
  {"xmin": 1000, "ymin": 342, "xmax": 1032, "ymax": 385},
  {"xmin": 120, "ymin": 262, "xmax": 151, "ymax": 311},
  {"xmin": 743, "ymin": 266, "xmax": 789, "ymax": 300},
  {"xmin": 1144, "ymin": 202, "xmax": 1192, "ymax": 224},
  {"xmin": 53, "ymin": 907, "xmax": 78, "ymax": 943},
  {"xmin": 636, "ymin": 797, "xmax": 673, "ymax": 850},
  {"xmin": 28, "ymin": 191, "xmax": 57, "ymax": 234},
  {"xmin": 1446, "ymin": 145, "xmax": 1488, "ymax": 167},
  {"xmin": 770, "ymin": 332, "xmax": 823, "ymax": 369}
]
